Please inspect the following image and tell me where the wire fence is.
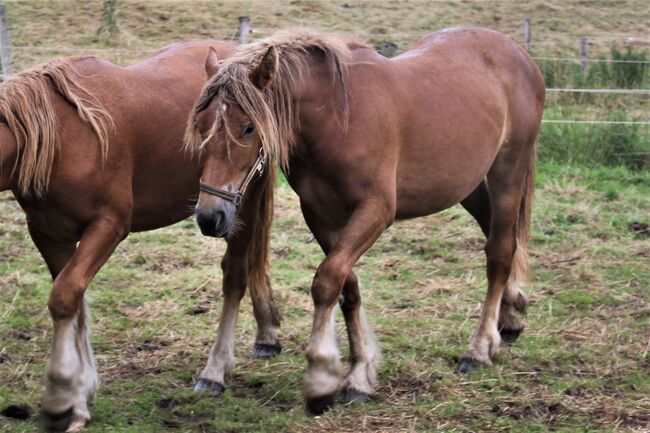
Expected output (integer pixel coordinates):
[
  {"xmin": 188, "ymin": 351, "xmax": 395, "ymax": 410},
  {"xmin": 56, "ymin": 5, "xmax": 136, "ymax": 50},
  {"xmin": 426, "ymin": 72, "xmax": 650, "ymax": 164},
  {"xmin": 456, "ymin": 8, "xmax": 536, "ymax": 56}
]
[
  {"xmin": 0, "ymin": 15, "xmax": 648, "ymax": 128},
  {"xmin": 542, "ymin": 119, "xmax": 650, "ymax": 125},
  {"xmin": 546, "ymin": 88, "xmax": 650, "ymax": 95},
  {"xmin": 6, "ymin": 45, "xmax": 650, "ymax": 65},
  {"xmin": 533, "ymin": 56, "xmax": 650, "ymax": 64}
]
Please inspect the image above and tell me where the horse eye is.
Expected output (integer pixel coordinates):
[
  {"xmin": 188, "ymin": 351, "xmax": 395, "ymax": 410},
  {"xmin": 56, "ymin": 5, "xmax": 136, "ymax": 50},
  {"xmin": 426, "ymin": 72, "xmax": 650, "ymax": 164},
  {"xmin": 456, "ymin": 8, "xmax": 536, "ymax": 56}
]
[{"xmin": 242, "ymin": 123, "xmax": 255, "ymax": 137}]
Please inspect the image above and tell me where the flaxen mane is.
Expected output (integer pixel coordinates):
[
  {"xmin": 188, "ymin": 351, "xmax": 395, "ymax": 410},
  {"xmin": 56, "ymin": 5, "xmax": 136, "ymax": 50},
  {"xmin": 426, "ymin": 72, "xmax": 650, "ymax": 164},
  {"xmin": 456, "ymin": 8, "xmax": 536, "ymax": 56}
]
[
  {"xmin": 184, "ymin": 29, "xmax": 356, "ymax": 170},
  {"xmin": 0, "ymin": 57, "xmax": 113, "ymax": 197}
]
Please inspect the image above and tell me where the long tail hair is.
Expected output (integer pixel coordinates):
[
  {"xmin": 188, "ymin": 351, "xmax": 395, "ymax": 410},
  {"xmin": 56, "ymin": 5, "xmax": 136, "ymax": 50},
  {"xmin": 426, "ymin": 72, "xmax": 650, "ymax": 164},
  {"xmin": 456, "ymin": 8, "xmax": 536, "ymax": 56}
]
[
  {"xmin": 507, "ymin": 144, "xmax": 536, "ymax": 311},
  {"xmin": 0, "ymin": 58, "xmax": 113, "ymax": 197},
  {"xmin": 246, "ymin": 162, "xmax": 282, "ymax": 326}
]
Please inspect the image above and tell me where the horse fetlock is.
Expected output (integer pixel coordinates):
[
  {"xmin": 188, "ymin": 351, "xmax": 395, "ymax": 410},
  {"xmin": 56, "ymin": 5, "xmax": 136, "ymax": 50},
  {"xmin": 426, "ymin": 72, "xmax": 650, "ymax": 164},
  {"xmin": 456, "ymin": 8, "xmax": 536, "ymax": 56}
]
[
  {"xmin": 466, "ymin": 324, "xmax": 502, "ymax": 366},
  {"xmin": 459, "ymin": 336, "xmax": 496, "ymax": 373},
  {"xmin": 303, "ymin": 360, "xmax": 344, "ymax": 400},
  {"xmin": 254, "ymin": 323, "xmax": 280, "ymax": 347},
  {"xmin": 44, "ymin": 367, "xmax": 97, "ymax": 417},
  {"xmin": 503, "ymin": 285, "xmax": 529, "ymax": 314},
  {"xmin": 344, "ymin": 361, "xmax": 377, "ymax": 396},
  {"xmin": 499, "ymin": 304, "xmax": 525, "ymax": 331}
]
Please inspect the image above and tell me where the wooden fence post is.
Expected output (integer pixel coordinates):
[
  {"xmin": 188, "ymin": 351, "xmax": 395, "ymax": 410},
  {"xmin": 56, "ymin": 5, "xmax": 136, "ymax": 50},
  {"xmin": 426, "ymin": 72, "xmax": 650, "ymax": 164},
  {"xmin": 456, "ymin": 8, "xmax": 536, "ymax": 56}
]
[
  {"xmin": 238, "ymin": 16, "xmax": 250, "ymax": 44},
  {"xmin": 524, "ymin": 18, "xmax": 532, "ymax": 51},
  {"xmin": 579, "ymin": 37, "xmax": 588, "ymax": 72},
  {"xmin": 378, "ymin": 42, "xmax": 398, "ymax": 58},
  {"xmin": 0, "ymin": 0, "xmax": 12, "ymax": 78}
]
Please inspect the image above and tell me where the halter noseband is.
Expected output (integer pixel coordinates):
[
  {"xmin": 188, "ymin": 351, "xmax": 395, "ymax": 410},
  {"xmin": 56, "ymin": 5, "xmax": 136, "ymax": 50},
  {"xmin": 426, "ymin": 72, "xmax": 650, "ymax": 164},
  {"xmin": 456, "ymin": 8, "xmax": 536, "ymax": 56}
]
[{"xmin": 199, "ymin": 147, "xmax": 267, "ymax": 207}]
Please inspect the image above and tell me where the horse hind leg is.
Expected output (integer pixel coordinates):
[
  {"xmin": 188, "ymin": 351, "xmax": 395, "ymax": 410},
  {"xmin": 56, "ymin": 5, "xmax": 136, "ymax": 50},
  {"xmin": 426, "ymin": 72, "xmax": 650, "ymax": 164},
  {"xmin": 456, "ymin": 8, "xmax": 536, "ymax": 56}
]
[
  {"xmin": 459, "ymin": 138, "xmax": 535, "ymax": 373},
  {"xmin": 499, "ymin": 245, "xmax": 529, "ymax": 342},
  {"xmin": 249, "ymin": 274, "xmax": 283, "ymax": 359},
  {"xmin": 460, "ymin": 180, "xmax": 528, "ymax": 343}
]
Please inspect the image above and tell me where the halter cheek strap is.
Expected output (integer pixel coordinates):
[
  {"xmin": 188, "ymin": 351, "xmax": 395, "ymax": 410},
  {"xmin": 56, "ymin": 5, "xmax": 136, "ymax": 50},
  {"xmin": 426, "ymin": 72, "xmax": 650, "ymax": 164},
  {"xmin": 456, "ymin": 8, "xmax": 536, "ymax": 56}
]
[{"xmin": 199, "ymin": 147, "xmax": 267, "ymax": 208}]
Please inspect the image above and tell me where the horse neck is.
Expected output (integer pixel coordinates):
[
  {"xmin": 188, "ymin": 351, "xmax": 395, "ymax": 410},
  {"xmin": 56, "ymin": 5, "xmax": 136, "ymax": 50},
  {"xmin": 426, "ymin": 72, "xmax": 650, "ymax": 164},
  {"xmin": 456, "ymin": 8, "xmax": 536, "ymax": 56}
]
[
  {"xmin": 0, "ymin": 125, "xmax": 18, "ymax": 191},
  {"xmin": 294, "ymin": 54, "xmax": 346, "ymax": 147}
]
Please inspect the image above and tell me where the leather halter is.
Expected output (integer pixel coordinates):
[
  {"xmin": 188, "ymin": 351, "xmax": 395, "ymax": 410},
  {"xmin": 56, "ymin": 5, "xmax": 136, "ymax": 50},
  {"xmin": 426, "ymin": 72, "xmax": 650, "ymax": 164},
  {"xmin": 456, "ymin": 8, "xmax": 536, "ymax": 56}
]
[{"xmin": 198, "ymin": 147, "xmax": 267, "ymax": 208}]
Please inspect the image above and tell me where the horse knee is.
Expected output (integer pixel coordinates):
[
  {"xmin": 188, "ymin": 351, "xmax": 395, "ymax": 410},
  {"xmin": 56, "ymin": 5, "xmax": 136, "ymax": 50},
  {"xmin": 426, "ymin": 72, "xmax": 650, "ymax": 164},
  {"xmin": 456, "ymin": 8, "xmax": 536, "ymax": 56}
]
[
  {"xmin": 311, "ymin": 265, "xmax": 346, "ymax": 307},
  {"xmin": 48, "ymin": 277, "xmax": 85, "ymax": 320}
]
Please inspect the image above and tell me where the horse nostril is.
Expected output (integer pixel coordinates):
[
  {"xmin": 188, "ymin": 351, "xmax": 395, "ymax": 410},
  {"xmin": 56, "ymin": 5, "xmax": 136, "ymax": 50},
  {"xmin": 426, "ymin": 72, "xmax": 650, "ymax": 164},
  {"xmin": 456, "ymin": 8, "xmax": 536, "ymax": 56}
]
[
  {"xmin": 214, "ymin": 210, "xmax": 225, "ymax": 226},
  {"xmin": 196, "ymin": 208, "xmax": 230, "ymax": 238},
  {"xmin": 213, "ymin": 210, "xmax": 228, "ymax": 233}
]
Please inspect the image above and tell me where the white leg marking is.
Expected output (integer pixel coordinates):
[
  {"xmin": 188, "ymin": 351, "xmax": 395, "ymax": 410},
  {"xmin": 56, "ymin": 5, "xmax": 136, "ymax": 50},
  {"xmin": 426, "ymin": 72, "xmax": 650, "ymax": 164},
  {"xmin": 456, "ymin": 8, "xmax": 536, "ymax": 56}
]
[
  {"xmin": 198, "ymin": 298, "xmax": 239, "ymax": 385},
  {"xmin": 304, "ymin": 307, "xmax": 343, "ymax": 398},
  {"xmin": 42, "ymin": 298, "xmax": 98, "ymax": 422},
  {"xmin": 469, "ymin": 313, "xmax": 502, "ymax": 364},
  {"xmin": 344, "ymin": 306, "xmax": 381, "ymax": 395}
]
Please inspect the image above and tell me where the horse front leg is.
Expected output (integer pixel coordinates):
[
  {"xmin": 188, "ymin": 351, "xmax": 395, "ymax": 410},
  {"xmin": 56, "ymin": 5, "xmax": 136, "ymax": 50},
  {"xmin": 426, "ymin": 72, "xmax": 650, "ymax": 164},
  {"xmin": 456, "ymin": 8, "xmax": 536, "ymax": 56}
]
[
  {"xmin": 38, "ymin": 214, "xmax": 129, "ymax": 433},
  {"xmin": 194, "ymin": 184, "xmax": 281, "ymax": 394},
  {"xmin": 303, "ymin": 200, "xmax": 391, "ymax": 414},
  {"xmin": 193, "ymin": 245, "xmax": 248, "ymax": 395},
  {"xmin": 300, "ymin": 204, "xmax": 380, "ymax": 406}
]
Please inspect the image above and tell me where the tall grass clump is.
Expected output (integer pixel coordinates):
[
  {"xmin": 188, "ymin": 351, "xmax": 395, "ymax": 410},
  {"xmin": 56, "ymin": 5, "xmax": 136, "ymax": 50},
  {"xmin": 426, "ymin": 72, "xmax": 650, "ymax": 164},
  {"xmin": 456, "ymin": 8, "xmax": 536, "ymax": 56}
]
[
  {"xmin": 538, "ymin": 44, "xmax": 649, "ymax": 89},
  {"xmin": 539, "ymin": 106, "xmax": 649, "ymax": 170}
]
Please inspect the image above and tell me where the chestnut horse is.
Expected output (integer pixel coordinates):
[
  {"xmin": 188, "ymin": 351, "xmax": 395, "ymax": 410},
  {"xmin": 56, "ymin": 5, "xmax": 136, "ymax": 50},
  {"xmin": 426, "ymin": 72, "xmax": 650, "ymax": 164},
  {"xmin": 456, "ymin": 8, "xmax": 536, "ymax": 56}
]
[
  {"xmin": 0, "ymin": 41, "xmax": 282, "ymax": 432},
  {"xmin": 186, "ymin": 28, "xmax": 544, "ymax": 413}
]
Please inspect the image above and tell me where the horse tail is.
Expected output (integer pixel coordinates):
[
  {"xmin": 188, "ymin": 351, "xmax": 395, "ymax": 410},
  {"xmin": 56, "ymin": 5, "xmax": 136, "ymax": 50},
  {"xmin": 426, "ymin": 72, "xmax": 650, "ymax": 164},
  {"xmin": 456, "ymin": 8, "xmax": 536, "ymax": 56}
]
[
  {"xmin": 0, "ymin": 58, "xmax": 113, "ymax": 197},
  {"xmin": 507, "ymin": 141, "xmax": 536, "ymax": 312},
  {"xmin": 246, "ymin": 162, "xmax": 282, "ymax": 327}
]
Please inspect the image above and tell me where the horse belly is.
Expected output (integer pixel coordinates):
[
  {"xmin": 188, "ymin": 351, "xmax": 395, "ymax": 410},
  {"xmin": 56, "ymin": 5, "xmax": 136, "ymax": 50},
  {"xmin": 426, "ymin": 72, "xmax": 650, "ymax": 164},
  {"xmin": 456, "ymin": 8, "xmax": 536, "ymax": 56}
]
[{"xmin": 394, "ymin": 136, "xmax": 500, "ymax": 220}]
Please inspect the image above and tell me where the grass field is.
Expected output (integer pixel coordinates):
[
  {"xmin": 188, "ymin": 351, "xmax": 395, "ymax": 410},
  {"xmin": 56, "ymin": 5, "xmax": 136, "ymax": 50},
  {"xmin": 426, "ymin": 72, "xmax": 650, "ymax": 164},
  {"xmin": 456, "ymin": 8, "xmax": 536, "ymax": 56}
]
[
  {"xmin": 1, "ymin": 1, "xmax": 649, "ymax": 432},
  {"xmin": 1, "ymin": 163, "xmax": 649, "ymax": 432}
]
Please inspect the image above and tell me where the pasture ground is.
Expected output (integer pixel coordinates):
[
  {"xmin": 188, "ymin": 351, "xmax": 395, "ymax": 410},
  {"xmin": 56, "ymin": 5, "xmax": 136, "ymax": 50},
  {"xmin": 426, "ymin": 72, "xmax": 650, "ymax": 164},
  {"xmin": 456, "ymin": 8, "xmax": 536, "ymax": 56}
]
[{"xmin": 1, "ymin": 163, "xmax": 649, "ymax": 432}]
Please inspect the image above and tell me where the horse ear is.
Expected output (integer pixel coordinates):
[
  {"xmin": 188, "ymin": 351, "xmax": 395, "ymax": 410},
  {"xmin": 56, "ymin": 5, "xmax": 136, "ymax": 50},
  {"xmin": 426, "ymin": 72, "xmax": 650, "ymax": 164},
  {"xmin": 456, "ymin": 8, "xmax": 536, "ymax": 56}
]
[
  {"xmin": 205, "ymin": 47, "xmax": 220, "ymax": 77},
  {"xmin": 251, "ymin": 46, "xmax": 277, "ymax": 89}
]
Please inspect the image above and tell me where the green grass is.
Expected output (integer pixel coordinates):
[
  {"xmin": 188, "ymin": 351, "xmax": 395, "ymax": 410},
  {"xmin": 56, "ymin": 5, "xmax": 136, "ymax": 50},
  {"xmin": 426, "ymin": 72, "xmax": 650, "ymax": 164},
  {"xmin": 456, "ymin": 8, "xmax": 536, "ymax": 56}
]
[
  {"xmin": 1, "ymin": 162, "xmax": 649, "ymax": 432},
  {"xmin": 539, "ymin": 105, "xmax": 649, "ymax": 169}
]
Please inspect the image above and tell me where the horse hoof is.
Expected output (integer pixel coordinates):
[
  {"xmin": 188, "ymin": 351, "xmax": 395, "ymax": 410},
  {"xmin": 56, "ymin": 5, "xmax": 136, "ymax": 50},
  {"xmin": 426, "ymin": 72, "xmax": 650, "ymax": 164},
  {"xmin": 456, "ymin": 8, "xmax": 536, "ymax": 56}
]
[
  {"xmin": 500, "ymin": 327, "xmax": 523, "ymax": 342},
  {"xmin": 305, "ymin": 392, "xmax": 337, "ymax": 415},
  {"xmin": 251, "ymin": 343, "xmax": 282, "ymax": 359},
  {"xmin": 342, "ymin": 389, "xmax": 370, "ymax": 404},
  {"xmin": 41, "ymin": 407, "xmax": 74, "ymax": 433},
  {"xmin": 458, "ymin": 357, "xmax": 484, "ymax": 374},
  {"xmin": 193, "ymin": 378, "xmax": 225, "ymax": 396}
]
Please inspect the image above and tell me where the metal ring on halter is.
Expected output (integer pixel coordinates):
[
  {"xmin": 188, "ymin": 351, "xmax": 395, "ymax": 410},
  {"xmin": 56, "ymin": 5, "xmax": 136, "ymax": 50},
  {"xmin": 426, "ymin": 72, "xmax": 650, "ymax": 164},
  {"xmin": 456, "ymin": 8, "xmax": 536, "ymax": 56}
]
[{"xmin": 198, "ymin": 146, "xmax": 267, "ymax": 208}]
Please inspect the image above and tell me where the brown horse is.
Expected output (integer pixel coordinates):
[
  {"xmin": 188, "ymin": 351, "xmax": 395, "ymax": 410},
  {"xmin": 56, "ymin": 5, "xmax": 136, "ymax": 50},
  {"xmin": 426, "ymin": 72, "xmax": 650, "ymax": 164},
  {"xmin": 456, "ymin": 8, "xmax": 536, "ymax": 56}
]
[
  {"xmin": 0, "ymin": 41, "xmax": 282, "ymax": 432},
  {"xmin": 187, "ymin": 27, "xmax": 544, "ymax": 414}
]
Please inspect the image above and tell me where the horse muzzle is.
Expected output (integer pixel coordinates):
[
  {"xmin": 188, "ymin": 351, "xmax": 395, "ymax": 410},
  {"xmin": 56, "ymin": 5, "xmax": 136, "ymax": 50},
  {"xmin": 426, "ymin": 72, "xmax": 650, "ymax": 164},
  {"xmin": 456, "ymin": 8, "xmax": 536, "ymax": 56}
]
[{"xmin": 195, "ymin": 205, "xmax": 234, "ymax": 238}]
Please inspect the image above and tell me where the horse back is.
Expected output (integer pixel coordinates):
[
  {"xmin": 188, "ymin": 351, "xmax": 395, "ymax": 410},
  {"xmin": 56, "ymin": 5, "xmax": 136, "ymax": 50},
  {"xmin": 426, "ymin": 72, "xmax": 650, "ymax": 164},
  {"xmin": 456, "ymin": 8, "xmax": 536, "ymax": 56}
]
[{"xmin": 338, "ymin": 28, "xmax": 544, "ymax": 219}]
